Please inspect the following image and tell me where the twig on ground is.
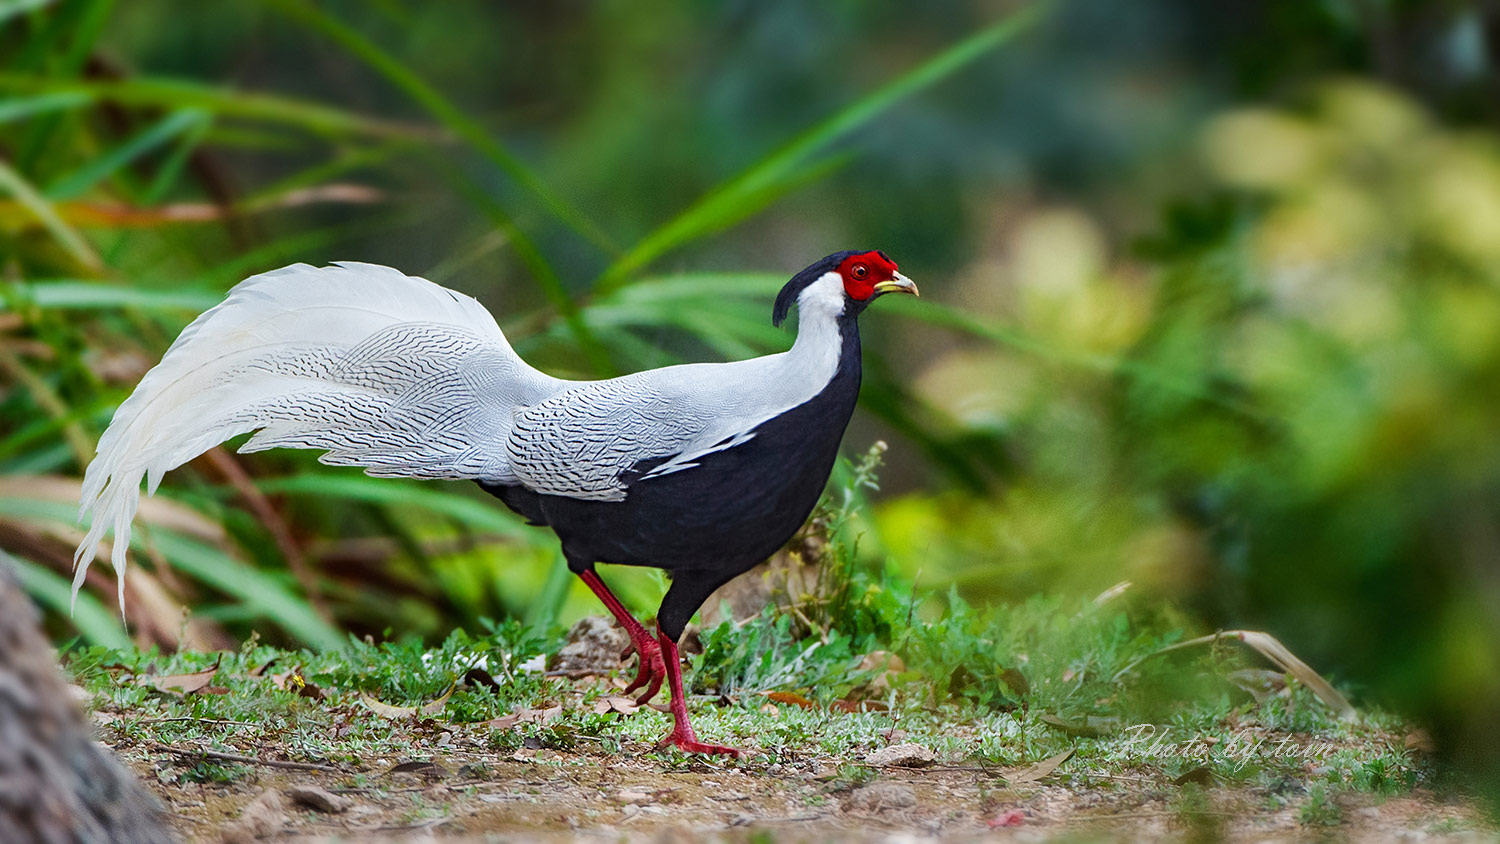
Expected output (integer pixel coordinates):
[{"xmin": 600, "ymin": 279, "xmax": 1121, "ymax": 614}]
[
  {"xmin": 1062, "ymin": 810, "xmax": 1238, "ymax": 822},
  {"xmin": 138, "ymin": 717, "xmax": 259, "ymax": 727},
  {"xmin": 147, "ymin": 741, "xmax": 339, "ymax": 772}
]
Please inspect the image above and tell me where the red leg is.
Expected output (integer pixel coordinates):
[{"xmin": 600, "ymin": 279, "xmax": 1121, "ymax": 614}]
[
  {"xmin": 655, "ymin": 632, "xmax": 741, "ymax": 757},
  {"xmin": 578, "ymin": 570, "xmax": 665, "ymax": 703}
]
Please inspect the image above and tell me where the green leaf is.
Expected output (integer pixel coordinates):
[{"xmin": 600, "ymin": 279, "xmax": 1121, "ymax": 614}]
[
  {"xmin": 0, "ymin": 496, "xmax": 342, "ymax": 650},
  {"xmin": 0, "ymin": 0, "xmax": 57, "ymax": 26},
  {"xmin": 0, "ymin": 74, "xmax": 427, "ymax": 140},
  {"xmin": 9, "ymin": 280, "xmax": 222, "ymax": 312},
  {"xmin": 264, "ymin": 0, "xmax": 616, "ymax": 253},
  {"xmin": 46, "ymin": 109, "xmax": 210, "ymax": 200},
  {"xmin": 148, "ymin": 531, "xmax": 347, "ymax": 651},
  {"xmin": 593, "ymin": 3, "xmax": 1050, "ymax": 292},
  {"xmin": 0, "ymin": 157, "xmax": 101, "ymax": 270},
  {"xmin": 430, "ymin": 152, "xmax": 614, "ymax": 375},
  {"xmin": 0, "ymin": 90, "xmax": 91, "ymax": 124},
  {"xmin": 4, "ymin": 551, "xmax": 130, "ymax": 649},
  {"xmin": 254, "ymin": 474, "xmax": 534, "ymax": 540}
]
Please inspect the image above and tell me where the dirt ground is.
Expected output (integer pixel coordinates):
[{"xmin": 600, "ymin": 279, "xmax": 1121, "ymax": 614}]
[{"xmin": 112, "ymin": 736, "xmax": 1496, "ymax": 843}]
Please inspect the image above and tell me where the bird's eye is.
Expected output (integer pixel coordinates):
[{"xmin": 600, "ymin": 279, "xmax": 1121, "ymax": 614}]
[{"xmin": 851, "ymin": 264, "xmax": 868, "ymax": 279}]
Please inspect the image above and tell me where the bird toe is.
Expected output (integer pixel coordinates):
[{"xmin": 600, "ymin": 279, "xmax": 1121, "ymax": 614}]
[{"xmin": 657, "ymin": 736, "xmax": 743, "ymax": 758}]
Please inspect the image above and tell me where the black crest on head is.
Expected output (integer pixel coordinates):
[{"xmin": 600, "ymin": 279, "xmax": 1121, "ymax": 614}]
[{"xmin": 772, "ymin": 250, "xmax": 861, "ymax": 328}]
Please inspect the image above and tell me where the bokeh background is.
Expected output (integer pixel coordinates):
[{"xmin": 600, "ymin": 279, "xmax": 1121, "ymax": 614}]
[{"xmin": 3, "ymin": 0, "xmax": 1499, "ymax": 798}]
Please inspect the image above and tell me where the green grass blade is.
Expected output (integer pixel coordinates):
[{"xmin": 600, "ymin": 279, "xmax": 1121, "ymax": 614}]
[
  {"xmin": 0, "ymin": 497, "xmax": 343, "ymax": 649},
  {"xmin": 148, "ymin": 531, "xmax": 346, "ymax": 651},
  {"xmin": 0, "ymin": 74, "xmax": 429, "ymax": 140},
  {"xmin": 431, "ymin": 154, "xmax": 615, "ymax": 375},
  {"xmin": 254, "ymin": 474, "xmax": 535, "ymax": 541},
  {"xmin": 0, "ymin": 0, "xmax": 56, "ymax": 25},
  {"xmin": 594, "ymin": 3, "xmax": 1050, "ymax": 292},
  {"xmin": 237, "ymin": 139, "xmax": 413, "ymax": 210},
  {"xmin": 581, "ymin": 273, "xmax": 789, "ymax": 358},
  {"xmin": 524, "ymin": 553, "xmax": 573, "ymax": 633},
  {"xmin": 143, "ymin": 112, "xmax": 214, "ymax": 204},
  {"xmin": 264, "ymin": 0, "xmax": 616, "ymax": 253},
  {"xmin": 8, "ymin": 280, "xmax": 223, "ymax": 312},
  {"xmin": 0, "ymin": 157, "xmax": 101, "ymax": 270},
  {"xmin": 607, "ymin": 272, "xmax": 786, "ymax": 303},
  {"xmin": 45, "ymin": 108, "xmax": 208, "ymax": 200},
  {"xmin": 4, "ymin": 551, "xmax": 130, "ymax": 649},
  {"xmin": 0, "ymin": 90, "xmax": 92, "ymax": 124}
]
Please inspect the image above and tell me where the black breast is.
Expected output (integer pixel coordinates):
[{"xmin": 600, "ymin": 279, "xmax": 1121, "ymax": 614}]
[{"xmin": 480, "ymin": 316, "xmax": 863, "ymax": 632}]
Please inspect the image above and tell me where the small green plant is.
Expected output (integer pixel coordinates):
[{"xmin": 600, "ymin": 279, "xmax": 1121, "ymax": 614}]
[
  {"xmin": 825, "ymin": 763, "xmax": 877, "ymax": 792},
  {"xmin": 181, "ymin": 760, "xmax": 246, "ymax": 785},
  {"xmin": 1299, "ymin": 782, "xmax": 1344, "ymax": 828},
  {"xmin": 1170, "ymin": 783, "xmax": 1224, "ymax": 844}
]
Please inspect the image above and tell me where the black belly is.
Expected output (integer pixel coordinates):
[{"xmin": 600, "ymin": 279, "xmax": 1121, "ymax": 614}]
[
  {"xmin": 476, "ymin": 316, "xmax": 862, "ymax": 638},
  {"xmin": 482, "ymin": 367, "xmax": 858, "ymax": 576}
]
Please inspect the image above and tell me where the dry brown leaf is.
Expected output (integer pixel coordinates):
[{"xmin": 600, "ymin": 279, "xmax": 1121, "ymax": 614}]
[
  {"xmin": 1227, "ymin": 668, "xmax": 1287, "ymax": 703},
  {"xmin": 478, "ymin": 705, "xmax": 561, "ymax": 730},
  {"xmin": 386, "ymin": 760, "xmax": 450, "ymax": 778},
  {"xmin": 591, "ymin": 696, "xmax": 641, "ymax": 716},
  {"xmin": 1010, "ymin": 748, "xmax": 1075, "ymax": 784},
  {"xmin": 1114, "ymin": 630, "xmax": 1356, "ymax": 721},
  {"xmin": 0, "ymin": 475, "xmax": 224, "ymax": 542},
  {"xmin": 269, "ymin": 667, "xmax": 326, "ymax": 701},
  {"xmin": 1093, "ymin": 580, "xmax": 1133, "ymax": 605},
  {"xmin": 148, "ymin": 667, "xmax": 219, "ymax": 697},
  {"xmin": 1173, "ymin": 767, "xmax": 1217, "ymax": 787},
  {"xmin": 359, "ymin": 686, "xmax": 452, "ymax": 719},
  {"xmin": 759, "ymin": 690, "xmax": 816, "ymax": 710},
  {"xmin": 1232, "ymin": 631, "xmax": 1355, "ymax": 720},
  {"xmin": 247, "ymin": 658, "xmax": 279, "ymax": 678},
  {"xmin": 858, "ymin": 651, "xmax": 906, "ymax": 673},
  {"xmin": 1405, "ymin": 730, "xmax": 1436, "ymax": 753},
  {"xmin": 461, "ymin": 667, "xmax": 502, "ymax": 693}
]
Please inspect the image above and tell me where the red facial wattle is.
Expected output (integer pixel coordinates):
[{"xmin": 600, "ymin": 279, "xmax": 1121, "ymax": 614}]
[{"xmin": 838, "ymin": 250, "xmax": 898, "ymax": 300}]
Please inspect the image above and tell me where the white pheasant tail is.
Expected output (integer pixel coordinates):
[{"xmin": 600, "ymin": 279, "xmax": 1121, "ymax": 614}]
[{"xmin": 72, "ymin": 262, "xmax": 562, "ymax": 613}]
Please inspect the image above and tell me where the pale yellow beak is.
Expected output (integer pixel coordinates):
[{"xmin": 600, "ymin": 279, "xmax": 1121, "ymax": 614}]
[{"xmin": 873, "ymin": 273, "xmax": 919, "ymax": 297}]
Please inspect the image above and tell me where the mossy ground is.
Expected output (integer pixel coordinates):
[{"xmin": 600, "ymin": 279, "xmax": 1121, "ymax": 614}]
[{"xmin": 69, "ymin": 608, "xmax": 1494, "ymax": 842}]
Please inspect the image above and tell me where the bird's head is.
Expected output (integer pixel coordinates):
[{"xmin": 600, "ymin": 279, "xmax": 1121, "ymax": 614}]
[{"xmin": 772, "ymin": 250, "xmax": 919, "ymax": 328}]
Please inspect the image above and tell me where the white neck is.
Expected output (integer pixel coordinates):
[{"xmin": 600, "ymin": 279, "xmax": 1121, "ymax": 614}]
[{"xmin": 786, "ymin": 271, "xmax": 846, "ymax": 377}]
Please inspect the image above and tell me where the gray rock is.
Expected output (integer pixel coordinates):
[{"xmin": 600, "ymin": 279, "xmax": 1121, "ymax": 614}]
[
  {"xmin": 552, "ymin": 616, "xmax": 630, "ymax": 672},
  {"xmin": 865, "ymin": 742, "xmax": 937, "ymax": 768},
  {"xmin": 284, "ymin": 785, "xmax": 350, "ymax": 814},
  {"xmin": 844, "ymin": 782, "xmax": 918, "ymax": 812}
]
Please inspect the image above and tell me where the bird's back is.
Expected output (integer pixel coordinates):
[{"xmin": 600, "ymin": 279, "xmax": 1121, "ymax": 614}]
[{"xmin": 489, "ymin": 313, "xmax": 863, "ymax": 577}]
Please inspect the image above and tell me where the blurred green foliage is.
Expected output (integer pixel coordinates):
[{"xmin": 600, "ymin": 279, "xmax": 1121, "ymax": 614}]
[{"xmin": 2, "ymin": 0, "xmax": 1500, "ymax": 805}]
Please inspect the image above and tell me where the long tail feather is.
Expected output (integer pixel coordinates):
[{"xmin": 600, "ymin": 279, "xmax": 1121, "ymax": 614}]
[{"xmin": 73, "ymin": 262, "xmax": 561, "ymax": 613}]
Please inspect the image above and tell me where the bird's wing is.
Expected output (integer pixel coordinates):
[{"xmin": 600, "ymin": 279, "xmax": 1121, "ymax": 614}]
[
  {"xmin": 506, "ymin": 355, "xmax": 816, "ymax": 501},
  {"xmin": 75, "ymin": 262, "xmax": 565, "ymax": 610}
]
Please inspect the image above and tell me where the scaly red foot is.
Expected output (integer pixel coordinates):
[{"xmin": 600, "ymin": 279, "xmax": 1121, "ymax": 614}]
[
  {"xmin": 655, "ymin": 723, "xmax": 742, "ymax": 758},
  {"xmin": 577, "ymin": 570, "xmax": 667, "ymax": 705},
  {"xmin": 619, "ymin": 634, "xmax": 666, "ymax": 705},
  {"xmin": 652, "ymin": 630, "xmax": 742, "ymax": 757}
]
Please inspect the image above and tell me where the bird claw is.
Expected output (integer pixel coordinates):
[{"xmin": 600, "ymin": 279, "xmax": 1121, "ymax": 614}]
[
  {"xmin": 655, "ymin": 731, "xmax": 743, "ymax": 758},
  {"xmin": 619, "ymin": 634, "xmax": 666, "ymax": 703}
]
